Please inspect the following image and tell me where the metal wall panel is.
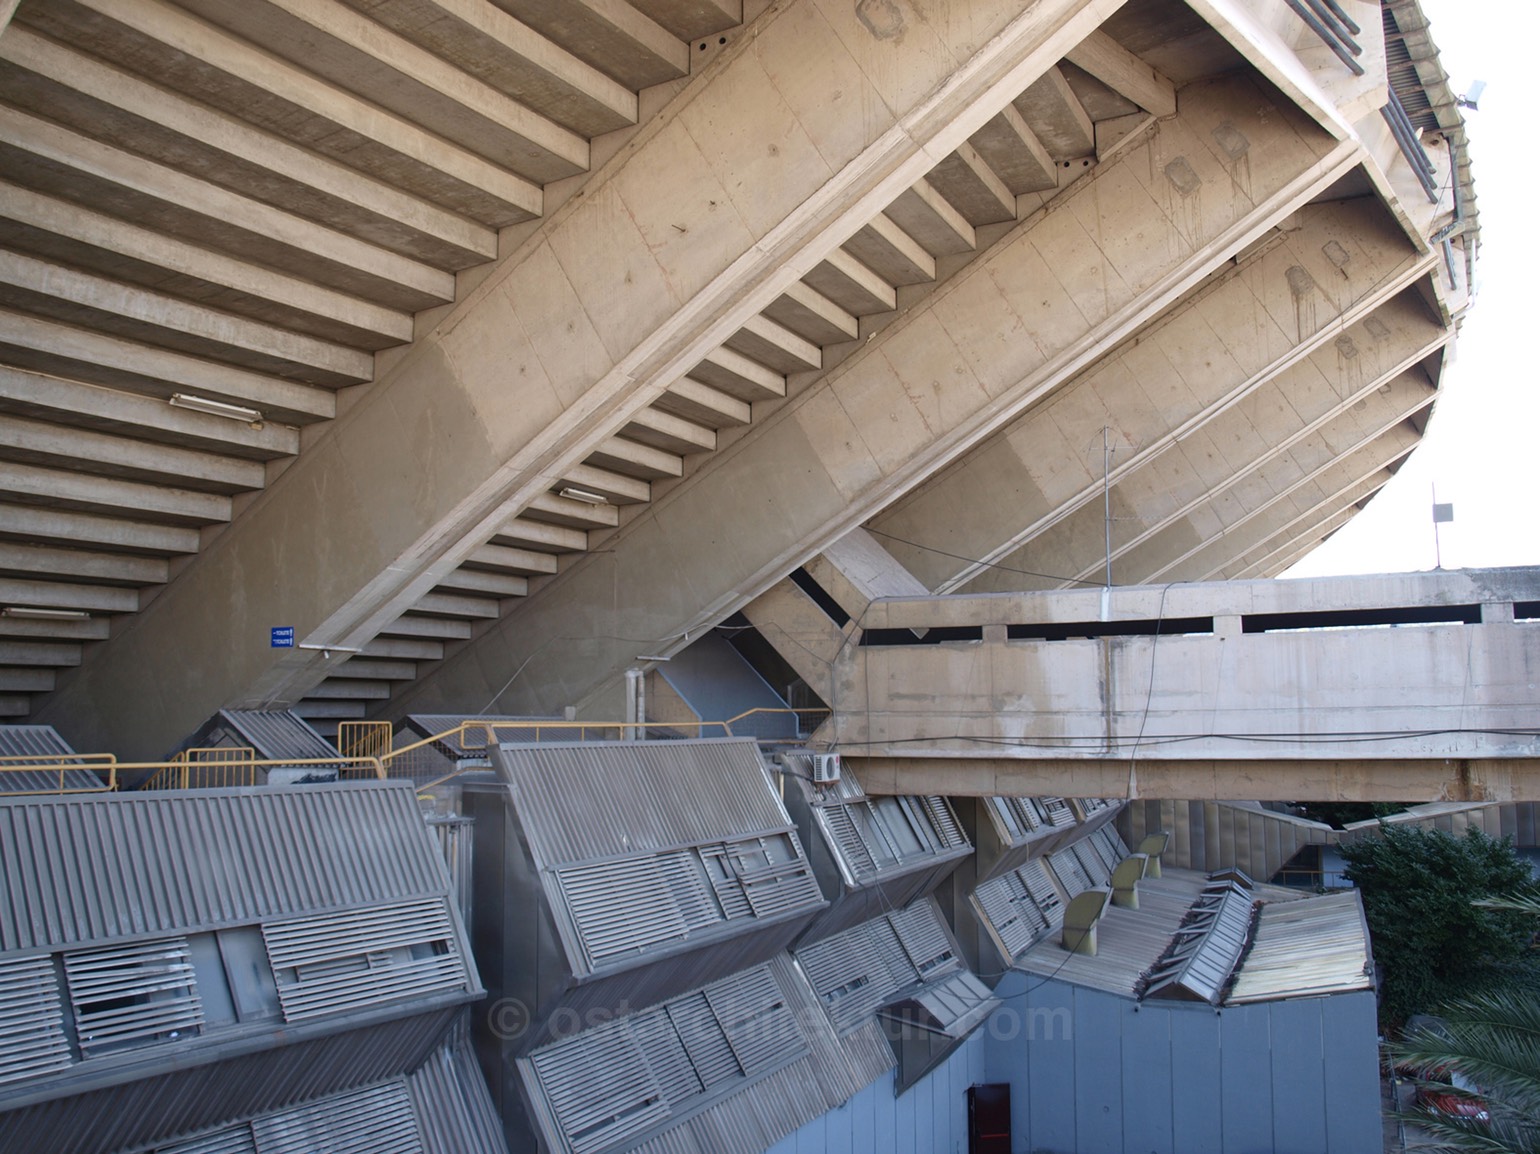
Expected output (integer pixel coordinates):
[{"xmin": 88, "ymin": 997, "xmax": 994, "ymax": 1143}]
[
  {"xmin": 200, "ymin": 710, "xmax": 339, "ymax": 762},
  {"xmin": 0, "ymin": 783, "xmax": 450, "ymax": 953},
  {"xmin": 406, "ymin": 1037, "xmax": 510, "ymax": 1154}
]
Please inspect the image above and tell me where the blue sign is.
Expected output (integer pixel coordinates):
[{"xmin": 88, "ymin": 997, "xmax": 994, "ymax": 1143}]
[{"xmin": 271, "ymin": 626, "xmax": 295, "ymax": 648}]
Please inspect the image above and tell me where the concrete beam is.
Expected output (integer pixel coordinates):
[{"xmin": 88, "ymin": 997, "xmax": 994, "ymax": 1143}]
[
  {"xmin": 0, "ymin": 24, "xmax": 497, "ymax": 268},
  {"xmin": 849, "ymin": 756, "xmax": 1540, "ymax": 803},
  {"xmin": 0, "ymin": 576, "xmax": 138, "ymax": 613},
  {"xmin": 0, "ymin": 542, "xmax": 169, "ymax": 585},
  {"xmin": 0, "ymin": 310, "xmax": 336, "ymax": 425},
  {"xmin": 505, "ymin": 0, "xmax": 688, "ymax": 91},
  {"xmin": 0, "ymin": 415, "xmax": 268, "ymax": 494},
  {"xmin": 172, "ymin": 0, "xmax": 590, "ymax": 183},
  {"xmin": 387, "ymin": 75, "xmax": 1357, "ymax": 723},
  {"xmin": 1064, "ymin": 29, "xmax": 1176, "ymax": 119},
  {"xmin": 0, "ymin": 502, "xmax": 201, "ymax": 556},
  {"xmin": 873, "ymin": 194, "xmax": 1433, "ymax": 593},
  {"xmin": 0, "ymin": 104, "xmax": 456, "ymax": 311},
  {"xmin": 22, "ymin": 0, "xmax": 543, "ymax": 225},
  {"xmin": 0, "ymin": 365, "xmax": 298, "ymax": 460},
  {"xmin": 0, "ymin": 180, "xmax": 413, "ymax": 348}
]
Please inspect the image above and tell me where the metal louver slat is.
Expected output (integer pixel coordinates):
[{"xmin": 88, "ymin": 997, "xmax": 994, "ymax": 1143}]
[
  {"xmin": 817, "ymin": 804, "xmax": 878, "ymax": 880},
  {"xmin": 63, "ymin": 938, "xmax": 203, "ymax": 1056},
  {"xmin": 1072, "ymin": 840, "xmax": 1109, "ymax": 887},
  {"xmin": 155, "ymin": 1126, "xmax": 258, "ymax": 1154},
  {"xmin": 1041, "ymin": 797, "xmax": 1075, "ymax": 827},
  {"xmin": 629, "ymin": 1009, "xmax": 702, "ymax": 1107},
  {"xmin": 531, "ymin": 1022, "xmax": 669, "ymax": 1154},
  {"xmin": 921, "ymin": 796, "xmax": 967, "ymax": 848},
  {"xmin": 253, "ymin": 1082, "xmax": 423, "ymax": 1154},
  {"xmin": 699, "ymin": 845, "xmax": 753, "ymax": 921},
  {"xmin": 262, "ymin": 899, "xmax": 465, "ymax": 1022},
  {"xmin": 1019, "ymin": 859, "xmax": 1062, "ymax": 915},
  {"xmin": 887, "ymin": 904, "xmax": 955, "ymax": 977},
  {"xmin": 973, "ymin": 875, "xmax": 1034, "ymax": 955},
  {"xmin": 704, "ymin": 967, "xmax": 805, "ymax": 1078},
  {"xmin": 557, "ymin": 857, "xmax": 690, "ymax": 965},
  {"xmin": 0, "ymin": 954, "xmax": 71, "ymax": 1085},
  {"xmin": 1048, "ymin": 849, "xmax": 1093, "ymax": 896},
  {"xmin": 656, "ymin": 850, "xmax": 718, "ymax": 930},
  {"xmin": 1097, "ymin": 824, "xmax": 1129, "ymax": 863},
  {"xmin": 667, "ymin": 993, "xmax": 739, "ymax": 1088}
]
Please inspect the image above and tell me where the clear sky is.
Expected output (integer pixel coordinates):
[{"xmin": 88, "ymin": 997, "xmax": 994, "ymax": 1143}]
[{"xmin": 1286, "ymin": 0, "xmax": 1539, "ymax": 578}]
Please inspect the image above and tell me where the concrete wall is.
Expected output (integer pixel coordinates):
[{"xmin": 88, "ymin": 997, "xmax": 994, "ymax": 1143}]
[
  {"xmin": 766, "ymin": 1031, "xmax": 987, "ymax": 1154},
  {"xmin": 982, "ymin": 976, "xmax": 1382, "ymax": 1154}
]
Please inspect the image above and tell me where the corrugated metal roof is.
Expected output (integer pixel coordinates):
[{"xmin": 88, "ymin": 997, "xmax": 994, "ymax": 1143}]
[
  {"xmin": 208, "ymin": 710, "xmax": 339, "ymax": 761},
  {"xmin": 0, "ymin": 782, "xmax": 450, "ymax": 953},
  {"xmin": 1226, "ymin": 890, "xmax": 1374, "ymax": 1003},
  {"xmin": 0, "ymin": 725, "xmax": 100, "ymax": 794},
  {"xmin": 493, "ymin": 739, "xmax": 792, "ymax": 866}
]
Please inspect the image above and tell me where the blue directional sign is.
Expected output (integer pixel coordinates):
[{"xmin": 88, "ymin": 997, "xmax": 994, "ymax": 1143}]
[{"xmin": 271, "ymin": 626, "xmax": 295, "ymax": 648}]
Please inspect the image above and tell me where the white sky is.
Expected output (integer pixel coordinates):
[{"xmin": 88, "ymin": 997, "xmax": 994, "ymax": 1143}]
[{"xmin": 1286, "ymin": 0, "xmax": 1539, "ymax": 577}]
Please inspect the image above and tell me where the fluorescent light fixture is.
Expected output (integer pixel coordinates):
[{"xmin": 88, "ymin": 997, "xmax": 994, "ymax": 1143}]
[
  {"xmin": 559, "ymin": 486, "xmax": 609, "ymax": 505},
  {"xmin": 635, "ymin": 655, "xmax": 671, "ymax": 663},
  {"xmin": 2, "ymin": 606, "xmax": 91, "ymax": 620},
  {"xmin": 169, "ymin": 393, "xmax": 263, "ymax": 424}
]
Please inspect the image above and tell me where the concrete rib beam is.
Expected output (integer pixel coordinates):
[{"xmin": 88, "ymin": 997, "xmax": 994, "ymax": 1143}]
[
  {"xmin": 0, "ymin": 25, "xmax": 497, "ymax": 268},
  {"xmin": 0, "ymin": 461, "xmax": 232, "ymax": 526},
  {"xmin": 0, "ymin": 415, "xmax": 267, "ymax": 494},
  {"xmin": 0, "ymin": 501, "xmax": 201, "ymax": 555}
]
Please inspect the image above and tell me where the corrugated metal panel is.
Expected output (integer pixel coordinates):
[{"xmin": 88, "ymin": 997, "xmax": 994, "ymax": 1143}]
[
  {"xmin": 888, "ymin": 902, "xmax": 954, "ymax": 977},
  {"xmin": 0, "ymin": 954, "xmax": 70, "ymax": 1085},
  {"xmin": 971, "ymin": 871, "xmax": 1045, "ymax": 960},
  {"xmin": 0, "ymin": 725, "xmax": 74, "ymax": 758},
  {"xmin": 883, "ymin": 970, "xmax": 999, "ymax": 1039},
  {"xmin": 0, "ymin": 783, "xmax": 450, "ymax": 953},
  {"xmin": 253, "ymin": 1082, "xmax": 423, "ymax": 1154},
  {"xmin": 407, "ymin": 1037, "xmax": 511, "ymax": 1154},
  {"xmin": 263, "ymin": 898, "xmax": 468, "ymax": 1022},
  {"xmin": 494, "ymin": 740, "xmax": 793, "ymax": 866},
  {"xmin": 0, "ymin": 724, "xmax": 100, "ymax": 793},
  {"xmin": 212, "ymin": 711, "xmax": 338, "ymax": 762},
  {"xmin": 1047, "ymin": 847, "xmax": 1094, "ymax": 896},
  {"xmin": 64, "ymin": 936, "xmax": 204, "ymax": 1056},
  {"xmin": 1227, "ymin": 890, "xmax": 1373, "ymax": 1004}
]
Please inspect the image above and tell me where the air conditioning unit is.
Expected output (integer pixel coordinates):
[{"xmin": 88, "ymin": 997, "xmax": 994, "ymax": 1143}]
[{"xmin": 811, "ymin": 752, "xmax": 841, "ymax": 784}]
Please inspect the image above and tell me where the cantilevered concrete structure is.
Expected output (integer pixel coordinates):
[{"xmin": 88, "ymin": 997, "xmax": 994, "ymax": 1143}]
[{"xmin": 0, "ymin": 0, "xmax": 1480, "ymax": 762}]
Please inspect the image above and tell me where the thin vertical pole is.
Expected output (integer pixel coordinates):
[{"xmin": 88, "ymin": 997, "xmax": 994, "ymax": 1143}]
[
  {"xmin": 1104, "ymin": 426, "xmax": 1113, "ymax": 588},
  {"xmin": 1432, "ymin": 481, "xmax": 1443, "ymax": 570}
]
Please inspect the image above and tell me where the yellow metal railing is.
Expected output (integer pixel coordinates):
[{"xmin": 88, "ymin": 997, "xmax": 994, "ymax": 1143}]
[
  {"xmin": 336, "ymin": 720, "xmax": 393, "ymax": 762},
  {"xmin": 0, "ymin": 753, "xmax": 118, "ymax": 795},
  {"xmin": 143, "ymin": 746, "xmax": 258, "ymax": 790}
]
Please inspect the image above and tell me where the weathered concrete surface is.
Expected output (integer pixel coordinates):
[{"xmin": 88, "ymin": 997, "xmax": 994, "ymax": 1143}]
[
  {"xmin": 388, "ymin": 74, "xmax": 1354, "ymax": 722},
  {"xmin": 31, "ymin": 0, "xmax": 1127, "ymax": 755},
  {"xmin": 811, "ymin": 568, "xmax": 1540, "ymax": 799}
]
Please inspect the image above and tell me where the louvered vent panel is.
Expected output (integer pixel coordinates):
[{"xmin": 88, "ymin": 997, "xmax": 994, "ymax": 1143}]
[
  {"xmin": 531, "ymin": 1022, "xmax": 668, "ymax": 1154},
  {"xmin": 667, "ymin": 993, "xmax": 739, "ymax": 1088},
  {"xmin": 1096, "ymin": 825, "xmax": 1129, "ymax": 864},
  {"xmin": 0, "ymin": 954, "xmax": 71, "ymax": 1084},
  {"xmin": 737, "ymin": 856, "xmax": 821, "ymax": 919},
  {"xmin": 1040, "ymin": 797, "xmax": 1075, "ymax": 827},
  {"xmin": 699, "ymin": 845, "xmax": 753, "ymax": 921},
  {"xmin": 64, "ymin": 938, "xmax": 203, "ymax": 1056},
  {"xmin": 629, "ymin": 1009, "xmax": 702, "ymax": 1106},
  {"xmin": 262, "ymin": 899, "xmax": 463, "ymax": 1021},
  {"xmin": 705, "ymin": 967, "xmax": 805, "ymax": 1077},
  {"xmin": 973, "ymin": 874, "xmax": 1041, "ymax": 958},
  {"xmin": 817, "ymin": 805, "xmax": 878, "ymax": 879},
  {"xmin": 1019, "ymin": 859, "xmax": 1062, "ymax": 916},
  {"xmin": 1072, "ymin": 840, "xmax": 1109, "ymax": 887},
  {"xmin": 921, "ymin": 797, "xmax": 967, "ymax": 848},
  {"xmin": 655, "ymin": 851, "xmax": 720, "ymax": 930},
  {"xmin": 1048, "ymin": 849, "xmax": 1094, "ymax": 896},
  {"xmin": 557, "ymin": 857, "xmax": 689, "ymax": 964},
  {"xmin": 254, "ymin": 1083, "xmax": 423, "ymax": 1154},
  {"xmin": 156, "ymin": 1126, "xmax": 258, "ymax": 1154},
  {"xmin": 888, "ymin": 904, "xmax": 955, "ymax": 977}
]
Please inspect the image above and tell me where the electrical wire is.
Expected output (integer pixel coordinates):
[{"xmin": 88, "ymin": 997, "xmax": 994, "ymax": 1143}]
[{"xmin": 863, "ymin": 527, "xmax": 1108, "ymax": 588}]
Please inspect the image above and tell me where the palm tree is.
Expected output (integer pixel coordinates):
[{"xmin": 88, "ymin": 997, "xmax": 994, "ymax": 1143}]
[{"xmin": 1386, "ymin": 896, "xmax": 1540, "ymax": 1154}]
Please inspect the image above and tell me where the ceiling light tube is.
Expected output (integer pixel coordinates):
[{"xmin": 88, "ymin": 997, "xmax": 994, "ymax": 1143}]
[
  {"xmin": 559, "ymin": 486, "xmax": 609, "ymax": 505},
  {"xmin": 169, "ymin": 393, "xmax": 263, "ymax": 424},
  {"xmin": 2, "ymin": 606, "xmax": 91, "ymax": 620}
]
